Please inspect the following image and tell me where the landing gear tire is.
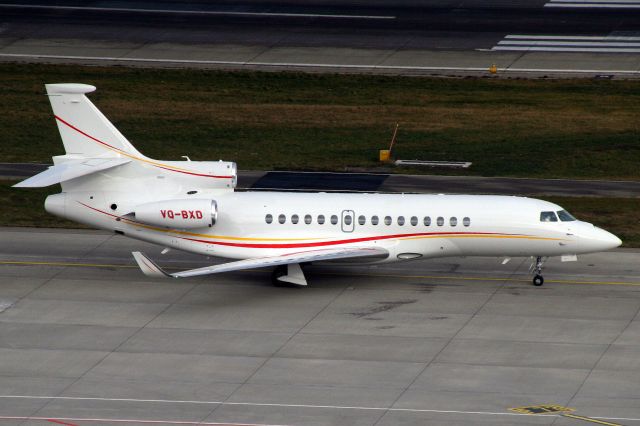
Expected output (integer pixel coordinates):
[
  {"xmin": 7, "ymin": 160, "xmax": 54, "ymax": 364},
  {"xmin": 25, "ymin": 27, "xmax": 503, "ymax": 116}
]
[{"xmin": 533, "ymin": 275, "xmax": 544, "ymax": 286}]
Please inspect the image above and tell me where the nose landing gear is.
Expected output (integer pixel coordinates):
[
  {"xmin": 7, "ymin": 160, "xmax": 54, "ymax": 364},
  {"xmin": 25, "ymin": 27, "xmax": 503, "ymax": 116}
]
[{"xmin": 531, "ymin": 256, "xmax": 546, "ymax": 286}]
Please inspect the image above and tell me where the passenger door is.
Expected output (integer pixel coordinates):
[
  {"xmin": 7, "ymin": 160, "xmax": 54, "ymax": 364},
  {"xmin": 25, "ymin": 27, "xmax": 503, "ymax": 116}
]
[{"xmin": 341, "ymin": 210, "xmax": 355, "ymax": 233}]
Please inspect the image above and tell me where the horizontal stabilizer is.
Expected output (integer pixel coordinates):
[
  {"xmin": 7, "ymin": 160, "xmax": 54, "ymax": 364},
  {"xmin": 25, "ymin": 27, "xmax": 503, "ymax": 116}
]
[
  {"xmin": 13, "ymin": 157, "xmax": 130, "ymax": 188},
  {"xmin": 131, "ymin": 247, "xmax": 388, "ymax": 279}
]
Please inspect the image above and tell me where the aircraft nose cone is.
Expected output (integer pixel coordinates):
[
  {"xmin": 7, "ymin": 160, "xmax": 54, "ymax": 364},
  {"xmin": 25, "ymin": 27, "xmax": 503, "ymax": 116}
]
[{"xmin": 597, "ymin": 228, "xmax": 622, "ymax": 250}]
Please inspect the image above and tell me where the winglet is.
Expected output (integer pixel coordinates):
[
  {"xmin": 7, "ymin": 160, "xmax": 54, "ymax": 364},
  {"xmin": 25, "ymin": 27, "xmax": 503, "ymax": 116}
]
[{"xmin": 132, "ymin": 252, "xmax": 171, "ymax": 278}]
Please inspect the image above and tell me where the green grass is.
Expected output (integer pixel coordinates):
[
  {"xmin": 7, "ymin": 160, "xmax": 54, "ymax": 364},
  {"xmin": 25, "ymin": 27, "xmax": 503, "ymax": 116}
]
[
  {"xmin": 3, "ymin": 181, "xmax": 639, "ymax": 247},
  {"xmin": 1, "ymin": 63, "xmax": 640, "ymax": 178}
]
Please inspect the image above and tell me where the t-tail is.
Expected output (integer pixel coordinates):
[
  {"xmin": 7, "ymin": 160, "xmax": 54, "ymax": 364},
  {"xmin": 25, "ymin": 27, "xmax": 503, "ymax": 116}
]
[
  {"xmin": 14, "ymin": 83, "xmax": 237, "ymax": 191},
  {"xmin": 14, "ymin": 83, "xmax": 236, "ymax": 229}
]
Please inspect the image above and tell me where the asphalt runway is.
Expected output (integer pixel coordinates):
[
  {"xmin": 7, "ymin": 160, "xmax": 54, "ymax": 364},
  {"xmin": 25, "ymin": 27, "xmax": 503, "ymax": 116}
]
[
  {"xmin": 0, "ymin": 1, "xmax": 639, "ymax": 76},
  {"xmin": 1, "ymin": 227, "xmax": 640, "ymax": 425},
  {"xmin": 4, "ymin": 164, "xmax": 640, "ymax": 197}
]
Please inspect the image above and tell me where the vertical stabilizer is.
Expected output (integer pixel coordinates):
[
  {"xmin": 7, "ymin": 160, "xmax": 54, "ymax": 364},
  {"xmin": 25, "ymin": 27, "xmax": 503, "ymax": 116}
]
[{"xmin": 45, "ymin": 83, "xmax": 142, "ymax": 157}]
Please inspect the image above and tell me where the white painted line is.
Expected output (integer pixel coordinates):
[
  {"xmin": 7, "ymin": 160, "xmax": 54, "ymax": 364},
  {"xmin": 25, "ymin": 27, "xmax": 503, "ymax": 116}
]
[
  {"xmin": 1, "ymin": 396, "xmax": 640, "ymax": 424},
  {"xmin": 545, "ymin": 3, "xmax": 640, "ymax": 7},
  {"xmin": 0, "ymin": 395, "xmax": 554, "ymax": 417},
  {"xmin": 551, "ymin": 0, "xmax": 640, "ymax": 3},
  {"xmin": 506, "ymin": 35, "xmax": 640, "ymax": 41},
  {"xmin": 492, "ymin": 46, "xmax": 640, "ymax": 52},
  {"xmin": 498, "ymin": 40, "xmax": 640, "ymax": 46},
  {"xmin": 1, "ymin": 53, "xmax": 638, "ymax": 75},
  {"xmin": 0, "ymin": 3, "xmax": 396, "ymax": 19}
]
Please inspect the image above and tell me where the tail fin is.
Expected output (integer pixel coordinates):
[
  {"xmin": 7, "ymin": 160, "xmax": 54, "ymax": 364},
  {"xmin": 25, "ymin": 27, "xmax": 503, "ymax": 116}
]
[{"xmin": 46, "ymin": 83, "xmax": 142, "ymax": 157}]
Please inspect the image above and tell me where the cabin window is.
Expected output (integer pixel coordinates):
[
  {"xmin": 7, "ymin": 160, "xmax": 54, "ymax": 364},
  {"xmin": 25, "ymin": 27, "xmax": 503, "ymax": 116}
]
[
  {"xmin": 424, "ymin": 216, "xmax": 431, "ymax": 226},
  {"xmin": 291, "ymin": 214, "xmax": 299, "ymax": 224},
  {"xmin": 331, "ymin": 215, "xmax": 338, "ymax": 225},
  {"xmin": 318, "ymin": 215, "xmax": 325, "ymax": 225},
  {"xmin": 540, "ymin": 211, "xmax": 558, "ymax": 222},
  {"xmin": 450, "ymin": 217, "xmax": 457, "ymax": 227},
  {"xmin": 371, "ymin": 215, "xmax": 379, "ymax": 225},
  {"xmin": 397, "ymin": 216, "xmax": 405, "ymax": 226},
  {"xmin": 384, "ymin": 216, "xmax": 392, "ymax": 226},
  {"xmin": 265, "ymin": 214, "xmax": 273, "ymax": 224},
  {"xmin": 437, "ymin": 216, "xmax": 444, "ymax": 226},
  {"xmin": 304, "ymin": 214, "xmax": 312, "ymax": 224},
  {"xmin": 410, "ymin": 216, "xmax": 418, "ymax": 226},
  {"xmin": 278, "ymin": 214, "xmax": 286, "ymax": 224},
  {"xmin": 344, "ymin": 215, "xmax": 352, "ymax": 226},
  {"xmin": 463, "ymin": 217, "xmax": 471, "ymax": 227},
  {"xmin": 358, "ymin": 215, "xmax": 366, "ymax": 225},
  {"xmin": 557, "ymin": 210, "xmax": 576, "ymax": 222}
]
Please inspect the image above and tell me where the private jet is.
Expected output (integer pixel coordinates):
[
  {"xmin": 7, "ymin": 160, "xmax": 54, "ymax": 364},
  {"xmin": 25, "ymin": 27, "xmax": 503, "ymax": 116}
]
[{"xmin": 14, "ymin": 84, "xmax": 622, "ymax": 286}]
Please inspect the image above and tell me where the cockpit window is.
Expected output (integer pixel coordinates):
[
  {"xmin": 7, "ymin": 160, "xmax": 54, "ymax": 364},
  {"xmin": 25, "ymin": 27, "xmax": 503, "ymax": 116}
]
[
  {"xmin": 557, "ymin": 210, "xmax": 577, "ymax": 222},
  {"xmin": 540, "ymin": 211, "xmax": 558, "ymax": 222}
]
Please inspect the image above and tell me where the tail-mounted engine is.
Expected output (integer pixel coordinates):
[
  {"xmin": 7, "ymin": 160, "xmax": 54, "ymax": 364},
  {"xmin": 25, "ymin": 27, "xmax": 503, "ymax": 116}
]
[
  {"xmin": 159, "ymin": 160, "xmax": 237, "ymax": 189},
  {"xmin": 134, "ymin": 199, "xmax": 217, "ymax": 228}
]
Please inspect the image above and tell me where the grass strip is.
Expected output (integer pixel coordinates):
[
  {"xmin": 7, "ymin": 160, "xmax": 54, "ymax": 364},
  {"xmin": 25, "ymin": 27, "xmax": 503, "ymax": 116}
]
[{"xmin": 1, "ymin": 63, "xmax": 639, "ymax": 179}]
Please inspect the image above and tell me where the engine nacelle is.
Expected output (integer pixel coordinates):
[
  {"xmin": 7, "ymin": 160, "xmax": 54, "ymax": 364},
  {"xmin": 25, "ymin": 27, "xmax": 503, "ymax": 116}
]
[{"xmin": 134, "ymin": 199, "xmax": 217, "ymax": 228}]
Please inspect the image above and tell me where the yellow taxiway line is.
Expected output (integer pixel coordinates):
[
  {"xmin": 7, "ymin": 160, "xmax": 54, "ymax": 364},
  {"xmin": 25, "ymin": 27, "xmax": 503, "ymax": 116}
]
[
  {"xmin": 2, "ymin": 260, "xmax": 640, "ymax": 286},
  {"xmin": 563, "ymin": 413, "xmax": 623, "ymax": 426}
]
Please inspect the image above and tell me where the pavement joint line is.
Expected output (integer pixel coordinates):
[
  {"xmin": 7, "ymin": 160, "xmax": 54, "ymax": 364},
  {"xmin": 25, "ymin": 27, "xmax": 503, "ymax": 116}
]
[
  {"xmin": 1, "ymin": 396, "xmax": 639, "ymax": 423},
  {"xmin": 0, "ymin": 4, "xmax": 396, "ymax": 19},
  {"xmin": 1, "ymin": 53, "xmax": 639, "ymax": 75},
  {"xmin": 2, "ymin": 260, "xmax": 640, "ymax": 286},
  {"xmin": 204, "ymin": 270, "xmax": 353, "ymax": 421},
  {"xmin": 372, "ymin": 256, "xmax": 519, "ymax": 425}
]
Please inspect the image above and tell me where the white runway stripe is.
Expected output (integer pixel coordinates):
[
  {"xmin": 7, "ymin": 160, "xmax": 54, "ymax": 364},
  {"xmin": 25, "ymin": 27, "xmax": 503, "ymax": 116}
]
[
  {"xmin": 545, "ymin": 0, "xmax": 640, "ymax": 8},
  {"xmin": 0, "ymin": 3, "xmax": 396, "ymax": 19},
  {"xmin": 506, "ymin": 35, "xmax": 640, "ymax": 41},
  {"xmin": 493, "ymin": 34, "xmax": 640, "ymax": 53},
  {"xmin": 499, "ymin": 41, "xmax": 640, "ymax": 46},
  {"xmin": 493, "ymin": 46, "xmax": 640, "ymax": 52}
]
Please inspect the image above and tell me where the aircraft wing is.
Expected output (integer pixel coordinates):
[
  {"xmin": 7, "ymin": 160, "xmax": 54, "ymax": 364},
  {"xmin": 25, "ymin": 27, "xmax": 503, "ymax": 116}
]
[
  {"xmin": 132, "ymin": 246, "xmax": 389, "ymax": 281},
  {"xmin": 13, "ymin": 157, "xmax": 131, "ymax": 188}
]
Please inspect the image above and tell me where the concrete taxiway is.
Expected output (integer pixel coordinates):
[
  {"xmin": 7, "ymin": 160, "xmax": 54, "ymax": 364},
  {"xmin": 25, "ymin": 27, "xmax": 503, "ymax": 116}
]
[{"xmin": 1, "ymin": 227, "xmax": 640, "ymax": 425}]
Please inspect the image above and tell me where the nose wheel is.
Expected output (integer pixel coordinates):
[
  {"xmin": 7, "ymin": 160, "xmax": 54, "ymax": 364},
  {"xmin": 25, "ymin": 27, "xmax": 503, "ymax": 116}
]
[
  {"xmin": 533, "ymin": 274, "xmax": 544, "ymax": 286},
  {"xmin": 530, "ymin": 256, "xmax": 546, "ymax": 286}
]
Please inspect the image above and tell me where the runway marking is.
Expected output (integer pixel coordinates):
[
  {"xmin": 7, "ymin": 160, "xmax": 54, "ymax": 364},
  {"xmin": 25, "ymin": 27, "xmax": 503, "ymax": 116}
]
[
  {"xmin": 1, "ymin": 53, "xmax": 639, "ymax": 76},
  {"xmin": 493, "ymin": 34, "xmax": 640, "ymax": 53},
  {"xmin": 47, "ymin": 420, "xmax": 79, "ymax": 426},
  {"xmin": 507, "ymin": 35, "xmax": 640, "ymax": 40},
  {"xmin": 563, "ymin": 413, "xmax": 624, "ymax": 426},
  {"xmin": 0, "ymin": 396, "xmax": 639, "ymax": 424},
  {"xmin": 2, "ymin": 260, "xmax": 640, "ymax": 286},
  {"xmin": 545, "ymin": 0, "xmax": 640, "ymax": 8},
  {"xmin": 510, "ymin": 404, "xmax": 574, "ymax": 414},
  {"xmin": 0, "ymin": 4, "xmax": 396, "ymax": 19}
]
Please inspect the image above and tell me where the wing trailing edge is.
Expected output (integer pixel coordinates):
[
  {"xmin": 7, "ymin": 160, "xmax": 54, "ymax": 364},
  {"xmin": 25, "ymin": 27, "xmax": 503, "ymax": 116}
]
[{"xmin": 131, "ymin": 247, "xmax": 389, "ymax": 282}]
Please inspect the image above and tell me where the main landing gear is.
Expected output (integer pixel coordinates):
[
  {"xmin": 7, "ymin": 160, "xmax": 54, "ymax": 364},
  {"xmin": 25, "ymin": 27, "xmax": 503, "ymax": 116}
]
[{"xmin": 531, "ymin": 256, "xmax": 545, "ymax": 286}]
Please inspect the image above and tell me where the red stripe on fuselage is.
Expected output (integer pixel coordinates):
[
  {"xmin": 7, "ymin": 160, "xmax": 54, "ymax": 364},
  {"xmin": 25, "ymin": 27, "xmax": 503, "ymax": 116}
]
[
  {"xmin": 179, "ymin": 231, "xmax": 510, "ymax": 249},
  {"xmin": 78, "ymin": 201, "xmax": 527, "ymax": 249}
]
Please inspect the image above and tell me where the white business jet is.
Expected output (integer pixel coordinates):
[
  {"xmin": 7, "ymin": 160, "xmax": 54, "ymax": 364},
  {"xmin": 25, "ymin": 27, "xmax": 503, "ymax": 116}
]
[{"xmin": 15, "ymin": 84, "xmax": 621, "ymax": 286}]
